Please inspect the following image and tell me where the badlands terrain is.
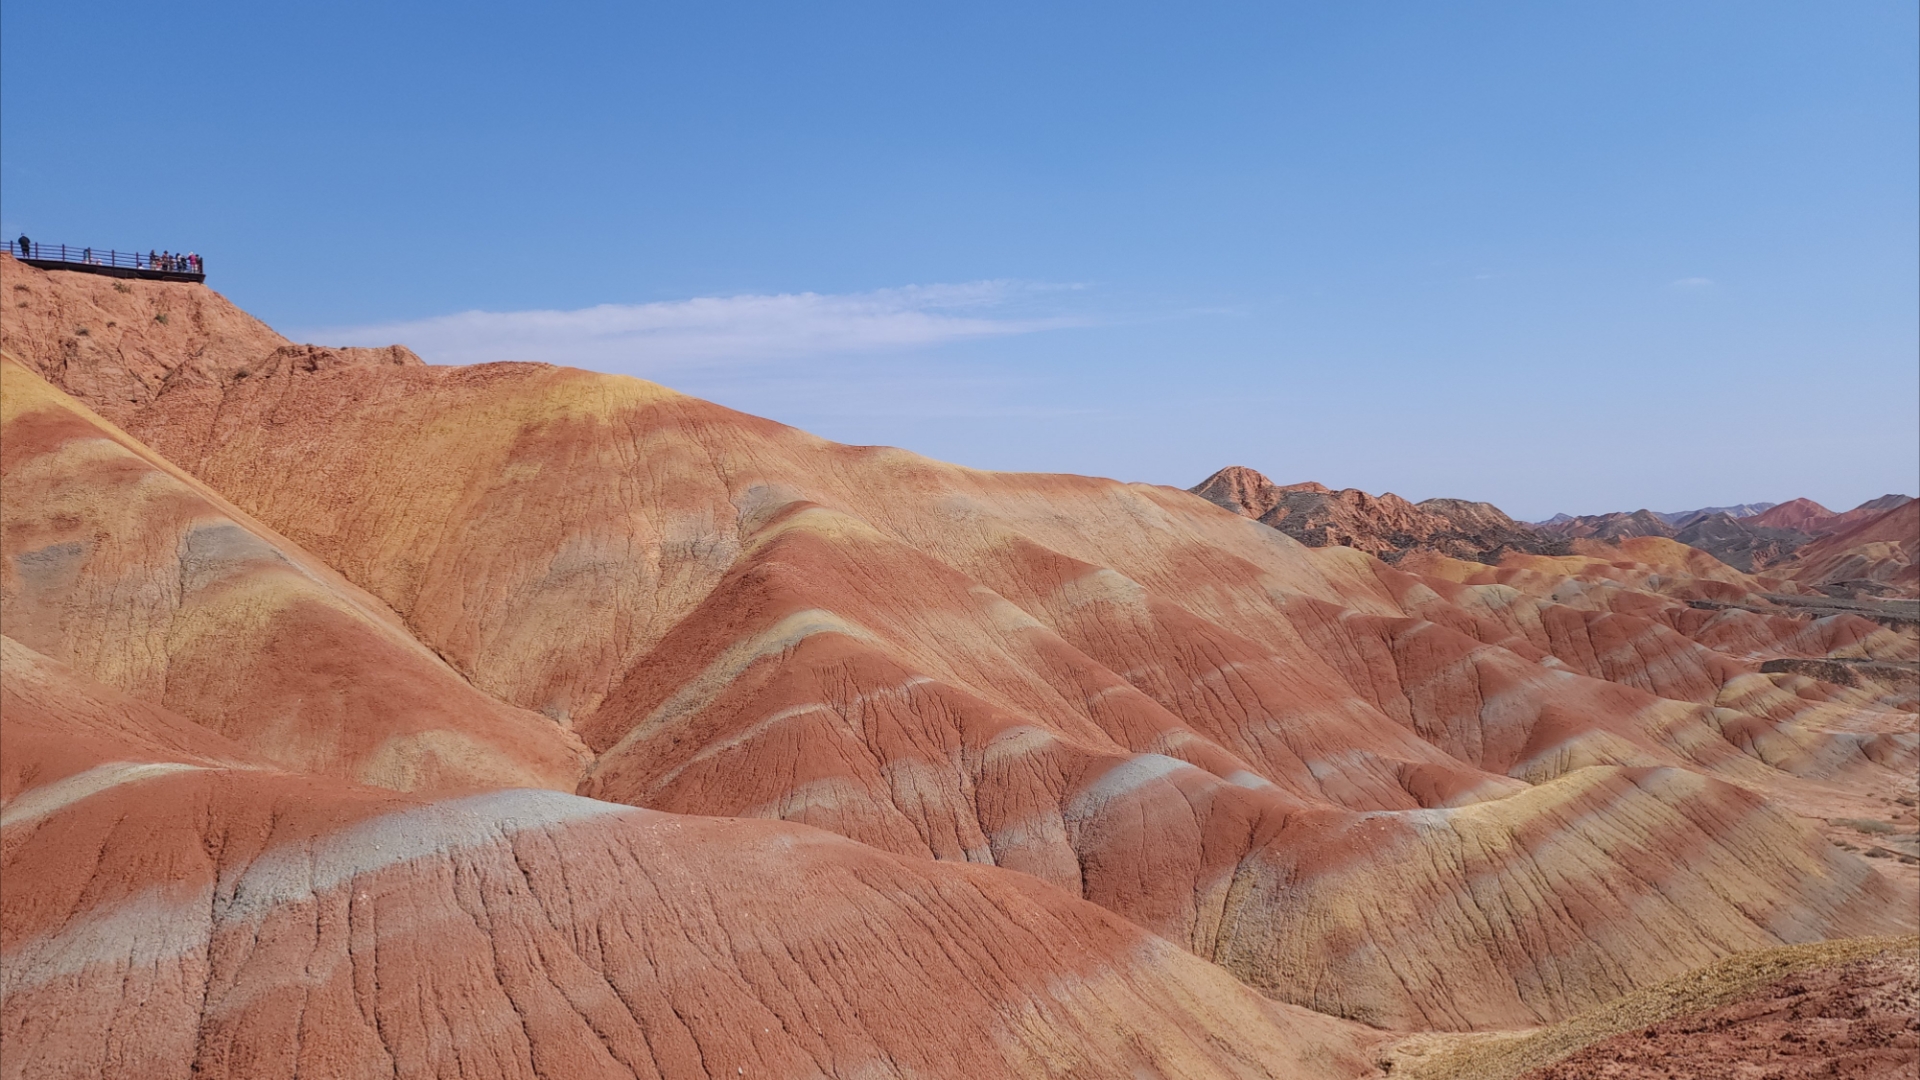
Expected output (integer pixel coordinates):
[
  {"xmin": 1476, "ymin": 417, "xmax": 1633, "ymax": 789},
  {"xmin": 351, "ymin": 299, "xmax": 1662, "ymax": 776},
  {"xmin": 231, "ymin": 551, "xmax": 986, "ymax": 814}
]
[
  {"xmin": 1, "ymin": 252, "xmax": 1915, "ymax": 1079},
  {"xmin": 1195, "ymin": 466, "xmax": 1917, "ymax": 597}
]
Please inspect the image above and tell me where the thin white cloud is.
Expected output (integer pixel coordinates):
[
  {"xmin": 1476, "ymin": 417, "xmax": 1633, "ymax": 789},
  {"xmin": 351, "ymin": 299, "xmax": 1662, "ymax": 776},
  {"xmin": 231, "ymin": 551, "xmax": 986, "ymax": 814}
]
[
  {"xmin": 1668, "ymin": 276, "xmax": 1714, "ymax": 289},
  {"xmin": 295, "ymin": 280, "xmax": 1088, "ymax": 372},
  {"xmin": 677, "ymin": 364, "xmax": 1100, "ymax": 421}
]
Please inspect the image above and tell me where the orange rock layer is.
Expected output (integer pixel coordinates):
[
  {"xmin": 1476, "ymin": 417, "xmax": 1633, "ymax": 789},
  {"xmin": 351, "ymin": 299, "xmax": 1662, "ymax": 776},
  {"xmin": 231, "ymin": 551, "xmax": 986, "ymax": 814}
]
[{"xmin": 2, "ymin": 254, "xmax": 1915, "ymax": 1079}]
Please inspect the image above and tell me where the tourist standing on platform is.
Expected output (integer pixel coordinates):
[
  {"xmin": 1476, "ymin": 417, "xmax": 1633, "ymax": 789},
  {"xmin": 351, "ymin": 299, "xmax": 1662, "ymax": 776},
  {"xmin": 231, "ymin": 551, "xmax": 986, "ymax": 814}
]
[{"xmin": 16, "ymin": 235, "xmax": 28, "ymax": 258}]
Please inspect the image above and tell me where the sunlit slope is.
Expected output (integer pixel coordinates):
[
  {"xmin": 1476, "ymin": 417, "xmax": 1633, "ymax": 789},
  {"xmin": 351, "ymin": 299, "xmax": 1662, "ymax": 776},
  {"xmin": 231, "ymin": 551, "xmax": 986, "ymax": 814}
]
[
  {"xmin": 129, "ymin": 358, "xmax": 1392, "ymax": 722},
  {"xmin": 0, "ymin": 636, "xmax": 257, "ymax": 809},
  {"xmin": 0, "ymin": 356, "xmax": 587, "ymax": 793},
  {"xmin": 0, "ymin": 641, "xmax": 1381, "ymax": 1080},
  {"xmin": 121, "ymin": 355, "xmax": 1917, "ymax": 1028},
  {"xmin": 1785, "ymin": 499, "xmax": 1919, "ymax": 597}
]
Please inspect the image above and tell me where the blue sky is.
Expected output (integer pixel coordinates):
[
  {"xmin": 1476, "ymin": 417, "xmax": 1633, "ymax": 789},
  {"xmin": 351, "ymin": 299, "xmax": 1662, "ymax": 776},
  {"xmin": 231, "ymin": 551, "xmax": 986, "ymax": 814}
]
[{"xmin": 4, "ymin": 2, "xmax": 1915, "ymax": 519}]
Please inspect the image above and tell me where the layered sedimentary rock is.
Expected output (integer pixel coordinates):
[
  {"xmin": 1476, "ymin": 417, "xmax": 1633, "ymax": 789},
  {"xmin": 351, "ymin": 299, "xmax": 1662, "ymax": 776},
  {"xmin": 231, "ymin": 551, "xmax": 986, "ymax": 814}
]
[
  {"xmin": 1537, "ymin": 496, "xmax": 1917, "ymax": 582},
  {"xmin": 1191, "ymin": 465, "xmax": 1562, "ymax": 563},
  {"xmin": 1671, "ymin": 511, "xmax": 1813, "ymax": 573},
  {"xmin": 1535, "ymin": 508, "xmax": 1679, "ymax": 543},
  {"xmin": 1, "ymin": 357, "xmax": 586, "ymax": 793},
  {"xmin": 1781, "ymin": 499, "xmax": 1920, "ymax": 598},
  {"xmin": 3, "ymin": 255, "xmax": 1916, "ymax": 1076},
  {"xmin": 1843, "ymin": 493, "xmax": 1917, "ymax": 522},
  {"xmin": 2, "ymin": 640, "xmax": 1376, "ymax": 1080},
  {"xmin": 1655, "ymin": 502, "xmax": 1777, "ymax": 528},
  {"xmin": 0, "ymin": 255, "xmax": 426, "ymax": 422},
  {"xmin": 1751, "ymin": 497, "xmax": 1838, "ymax": 534},
  {"xmin": 102, "ymin": 346, "xmax": 1916, "ymax": 1025}
]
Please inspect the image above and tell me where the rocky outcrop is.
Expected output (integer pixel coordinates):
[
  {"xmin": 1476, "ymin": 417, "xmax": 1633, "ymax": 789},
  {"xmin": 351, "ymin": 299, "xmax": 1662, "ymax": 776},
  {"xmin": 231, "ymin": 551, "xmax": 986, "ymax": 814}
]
[
  {"xmin": 0, "ymin": 253, "xmax": 420, "ymax": 425},
  {"xmin": 1188, "ymin": 463, "xmax": 1299, "ymax": 519},
  {"xmin": 1, "ymin": 252, "xmax": 287, "ymax": 422},
  {"xmin": 1191, "ymin": 465, "xmax": 1564, "ymax": 563}
]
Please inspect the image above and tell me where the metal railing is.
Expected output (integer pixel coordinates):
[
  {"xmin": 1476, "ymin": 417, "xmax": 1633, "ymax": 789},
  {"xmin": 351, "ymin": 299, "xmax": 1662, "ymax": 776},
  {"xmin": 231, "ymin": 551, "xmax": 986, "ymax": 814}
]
[{"xmin": 14, "ymin": 241, "xmax": 204, "ymax": 276}]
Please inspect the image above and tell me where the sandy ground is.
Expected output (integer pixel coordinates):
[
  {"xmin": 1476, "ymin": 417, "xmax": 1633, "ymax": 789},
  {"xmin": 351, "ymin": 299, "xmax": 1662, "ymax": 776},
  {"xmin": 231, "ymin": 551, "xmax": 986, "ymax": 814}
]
[
  {"xmin": 1382, "ymin": 938, "xmax": 1920, "ymax": 1080},
  {"xmin": 1524, "ymin": 950, "xmax": 1917, "ymax": 1079}
]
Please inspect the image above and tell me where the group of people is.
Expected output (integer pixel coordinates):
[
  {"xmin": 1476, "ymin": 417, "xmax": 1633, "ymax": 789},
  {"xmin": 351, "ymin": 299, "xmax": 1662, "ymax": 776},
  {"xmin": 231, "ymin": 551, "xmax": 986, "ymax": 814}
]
[
  {"xmin": 12, "ymin": 234, "xmax": 202, "ymax": 275},
  {"xmin": 148, "ymin": 250, "xmax": 201, "ymax": 273}
]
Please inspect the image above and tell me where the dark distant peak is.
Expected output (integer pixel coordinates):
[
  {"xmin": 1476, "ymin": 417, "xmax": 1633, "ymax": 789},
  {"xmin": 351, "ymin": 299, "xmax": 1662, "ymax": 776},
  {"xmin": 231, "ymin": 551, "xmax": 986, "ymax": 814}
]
[
  {"xmin": 1852, "ymin": 493, "xmax": 1914, "ymax": 513},
  {"xmin": 1416, "ymin": 497, "xmax": 1525, "ymax": 533},
  {"xmin": 1670, "ymin": 511, "xmax": 1816, "ymax": 573},
  {"xmin": 1655, "ymin": 509, "xmax": 1708, "ymax": 529},
  {"xmin": 1654, "ymin": 502, "xmax": 1779, "ymax": 528},
  {"xmin": 1544, "ymin": 503, "xmax": 1786, "ymax": 538},
  {"xmin": 1674, "ymin": 512, "xmax": 1749, "ymax": 543},
  {"xmin": 1535, "ymin": 509, "xmax": 1676, "ymax": 541},
  {"xmin": 1620, "ymin": 508, "xmax": 1676, "ymax": 532}
]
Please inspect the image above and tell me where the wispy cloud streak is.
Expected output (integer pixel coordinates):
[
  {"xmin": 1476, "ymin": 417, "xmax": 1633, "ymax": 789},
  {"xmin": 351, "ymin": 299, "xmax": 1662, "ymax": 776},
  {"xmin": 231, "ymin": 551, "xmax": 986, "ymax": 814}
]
[{"xmin": 297, "ymin": 281, "xmax": 1087, "ymax": 372}]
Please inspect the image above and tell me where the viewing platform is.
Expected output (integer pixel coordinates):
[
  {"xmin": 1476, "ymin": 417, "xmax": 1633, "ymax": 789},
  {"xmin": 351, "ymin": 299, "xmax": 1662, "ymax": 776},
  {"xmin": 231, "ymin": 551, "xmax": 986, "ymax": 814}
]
[{"xmin": 13, "ymin": 241, "xmax": 206, "ymax": 283}]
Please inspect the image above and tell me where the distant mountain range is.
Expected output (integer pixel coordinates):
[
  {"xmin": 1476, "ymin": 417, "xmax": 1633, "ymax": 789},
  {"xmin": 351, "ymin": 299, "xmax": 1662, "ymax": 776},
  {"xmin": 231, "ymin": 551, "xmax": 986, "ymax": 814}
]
[
  {"xmin": 1655, "ymin": 502, "xmax": 1777, "ymax": 527},
  {"xmin": 1196, "ymin": 466, "xmax": 1915, "ymax": 597},
  {"xmin": 1537, "ymin": 502, "xmax": 1777, "ymax": 530},
  {"xmin": 1529, "ymin": 495, "xmax": 1916, "ymax": 581}
]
